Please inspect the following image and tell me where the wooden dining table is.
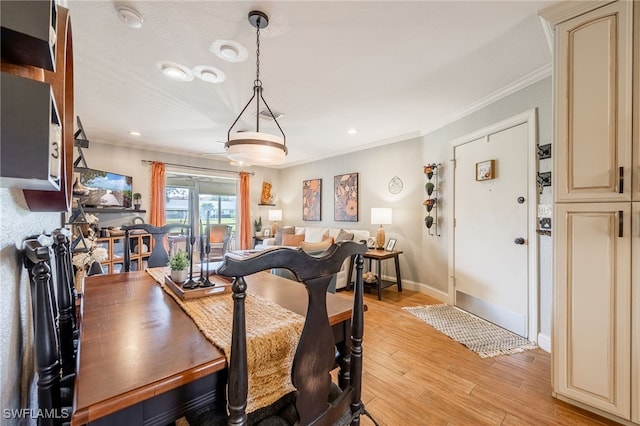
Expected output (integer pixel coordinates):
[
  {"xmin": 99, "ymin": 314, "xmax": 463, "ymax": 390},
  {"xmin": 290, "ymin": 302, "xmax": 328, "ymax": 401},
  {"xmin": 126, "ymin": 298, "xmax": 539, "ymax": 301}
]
[{"xmin": 71, "ymin": 270, "xmax": 355, "ymax": 425}]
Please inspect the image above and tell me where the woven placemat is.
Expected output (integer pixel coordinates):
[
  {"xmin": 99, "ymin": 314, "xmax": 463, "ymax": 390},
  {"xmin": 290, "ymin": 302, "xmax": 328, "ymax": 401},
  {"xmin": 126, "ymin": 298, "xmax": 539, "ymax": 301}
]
[{"xmin": 146, "ymin": 267, "xmax": 304, "ymax": 412}]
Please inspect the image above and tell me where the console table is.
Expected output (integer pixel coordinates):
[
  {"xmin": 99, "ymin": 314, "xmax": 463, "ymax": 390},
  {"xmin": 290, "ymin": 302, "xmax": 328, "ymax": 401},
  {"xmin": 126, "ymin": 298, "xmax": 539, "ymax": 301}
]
[{"xmin": 348, "ymin": 249, "xmax": 403, "ymax": 300}]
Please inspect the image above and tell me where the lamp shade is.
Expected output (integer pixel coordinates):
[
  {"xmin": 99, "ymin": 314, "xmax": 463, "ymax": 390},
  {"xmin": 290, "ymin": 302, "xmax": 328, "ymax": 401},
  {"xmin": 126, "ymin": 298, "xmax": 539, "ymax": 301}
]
[
  {"xmin": 226, "ymin": 132, "xmax": 287, "ymax": 165},
  {"xmin": 268, "ymin": 209, "xmax": 282, "ymax": 221},
  {"xmin": 371, "ymin": 208, "xmax": 392, "ymax": 225}
]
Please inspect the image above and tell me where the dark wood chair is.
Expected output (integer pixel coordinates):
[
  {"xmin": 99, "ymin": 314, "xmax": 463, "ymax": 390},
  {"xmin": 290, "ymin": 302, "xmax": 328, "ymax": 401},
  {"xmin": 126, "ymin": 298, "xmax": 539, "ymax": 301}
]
[
  {"xmin": 122, "ymin": 223, "xmax": 190, "ymax": 271},
  {"xmin": 193, "ymin": 240, "xmax": 371, "ymax": 426},
  {"xmin": 23, "ymin": 234, "xmax": 74, "ymax": 425}
]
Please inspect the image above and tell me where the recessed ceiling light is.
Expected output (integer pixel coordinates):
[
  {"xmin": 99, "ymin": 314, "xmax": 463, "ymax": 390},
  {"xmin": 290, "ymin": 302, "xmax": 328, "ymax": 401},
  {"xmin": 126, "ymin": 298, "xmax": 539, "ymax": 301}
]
[
  {"xmin": 116, "ymin": 6, "xmax": 144, "ymax": 29},
  {"xmin": 210, "ymin": 40, "xmax": 248, "ymax": 63},
  {"xmin": 158, "ymin": 62, "xmax": 193, "ymax": 81},
  {"xmin": 347, "ymin": 129, "xmax": 358, "ymax": 135},
  {"xmin": 129, "ymin": 131, "xmax": 141, "ymax": 136},
  {"xmin": 193, "ymin": 65, "xmax": 226, "ymax": 83}
]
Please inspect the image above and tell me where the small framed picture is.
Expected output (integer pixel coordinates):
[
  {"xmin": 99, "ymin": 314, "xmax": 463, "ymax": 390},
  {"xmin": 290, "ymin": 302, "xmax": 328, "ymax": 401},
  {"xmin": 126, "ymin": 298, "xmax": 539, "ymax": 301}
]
[
  {"xmin": 386, "ymin": 238, "xmax": 397, "ymax": 251},
  {"xmin": 263, "ymin": 229, "xmax": 271, "ymax": 237},
  {"xmin": 476, "ymin": 159, "xmax": 495, "ymax": 181}
]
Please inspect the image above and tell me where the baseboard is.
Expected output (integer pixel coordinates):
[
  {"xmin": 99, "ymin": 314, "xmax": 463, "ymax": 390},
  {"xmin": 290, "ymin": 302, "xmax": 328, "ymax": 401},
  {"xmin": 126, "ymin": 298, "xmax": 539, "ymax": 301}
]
[
  {"xmin": 537, "ymin": 333, "xmax": 551, "ymax": 352},
  {"xmin": 383, "ymin": 275, "xmax": 448, "ymax": 303}
]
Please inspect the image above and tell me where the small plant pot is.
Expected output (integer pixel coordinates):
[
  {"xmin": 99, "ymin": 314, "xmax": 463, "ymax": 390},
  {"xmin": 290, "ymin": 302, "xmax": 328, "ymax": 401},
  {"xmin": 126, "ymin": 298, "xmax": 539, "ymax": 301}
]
[
  {"xmin": 134, "ymin": 203, "xmax": 141, "ymax": 210},
  {"xmin": 425, "ymin": 182, "xmax": 435, "ymax": 196},
  {"xmin": 170, "ymin": 269, "xmax": 187, "ymax": 283},
  {"xmin": 425, "ymin": 215, "xmax": 434, "ymax": 229}
]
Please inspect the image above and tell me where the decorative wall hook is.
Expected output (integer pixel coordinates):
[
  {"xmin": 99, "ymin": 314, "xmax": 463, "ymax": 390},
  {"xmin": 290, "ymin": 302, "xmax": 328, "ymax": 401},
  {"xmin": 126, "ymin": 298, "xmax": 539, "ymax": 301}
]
[{"xmin": 537, "ymin": 143, "xmax": 551, "ymax": 160}]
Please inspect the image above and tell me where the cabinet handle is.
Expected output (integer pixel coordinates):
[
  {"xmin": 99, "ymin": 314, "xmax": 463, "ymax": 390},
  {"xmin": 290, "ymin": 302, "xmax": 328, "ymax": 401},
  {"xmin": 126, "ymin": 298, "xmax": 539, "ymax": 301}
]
[
  {"xmin": 618, "ymin": 211, "xmax": 623, "ymax": 238},
  {"xmin": 618, "ymin": 167, "xmax": 624, "ymax": 193}
]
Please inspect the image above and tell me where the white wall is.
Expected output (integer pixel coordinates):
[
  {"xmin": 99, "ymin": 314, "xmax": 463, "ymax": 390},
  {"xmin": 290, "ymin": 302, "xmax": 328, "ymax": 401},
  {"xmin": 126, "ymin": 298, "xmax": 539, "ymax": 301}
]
[{"xmin": 0, "ymin": 188, "xmax": 60, "ymax": 421}]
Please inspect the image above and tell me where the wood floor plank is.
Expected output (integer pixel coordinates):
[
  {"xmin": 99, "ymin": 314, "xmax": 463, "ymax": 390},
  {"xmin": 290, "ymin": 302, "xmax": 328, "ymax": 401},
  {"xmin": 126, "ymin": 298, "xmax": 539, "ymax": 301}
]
[{"xmin": 348, "ymin": 288, "xmax": 623, "ymax": 425}]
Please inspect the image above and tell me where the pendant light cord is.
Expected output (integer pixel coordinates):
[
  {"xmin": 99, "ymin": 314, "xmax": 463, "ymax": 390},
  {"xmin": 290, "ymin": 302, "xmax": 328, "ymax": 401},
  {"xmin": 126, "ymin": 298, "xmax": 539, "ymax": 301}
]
[{"xmin": 255, "ymin": 19, "xmax": 261, "ymax": 86}]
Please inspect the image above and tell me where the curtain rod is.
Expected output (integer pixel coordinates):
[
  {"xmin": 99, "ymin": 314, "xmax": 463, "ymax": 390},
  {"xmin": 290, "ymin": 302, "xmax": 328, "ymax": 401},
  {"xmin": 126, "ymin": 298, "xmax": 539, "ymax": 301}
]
[{"xmin": 141, "ymin": 160, "xmax": 254, "ymax": 176}]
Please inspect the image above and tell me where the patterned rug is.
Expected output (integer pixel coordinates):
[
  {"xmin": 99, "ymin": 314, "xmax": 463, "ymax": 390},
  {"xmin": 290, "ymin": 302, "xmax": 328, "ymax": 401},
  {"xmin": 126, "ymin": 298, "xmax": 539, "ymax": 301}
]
[{"xmin": 403, "ymin": 304, "xmax": 537, "ymax": 358}]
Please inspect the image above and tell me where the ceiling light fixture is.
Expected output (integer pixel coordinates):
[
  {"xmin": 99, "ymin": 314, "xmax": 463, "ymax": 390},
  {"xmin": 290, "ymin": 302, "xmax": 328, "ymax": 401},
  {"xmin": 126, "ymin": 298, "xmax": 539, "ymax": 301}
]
[
  {"xmin": 225, "ymin": 11, "xmax": 287, "ymax": 166},
  {"xmin": 116, "ymin": 6, "xmax": 144, "ymax": 29},
  {"xmin": 193, "ymin": 65, "xmax": 225, "ymax": 83},
  {"xmin": 210, "ymin": 40, "xmax": 248, "ymax": 63},
  {"xmin": 158, "ymin": 62, "xmax": 193, "ymax": 81}
]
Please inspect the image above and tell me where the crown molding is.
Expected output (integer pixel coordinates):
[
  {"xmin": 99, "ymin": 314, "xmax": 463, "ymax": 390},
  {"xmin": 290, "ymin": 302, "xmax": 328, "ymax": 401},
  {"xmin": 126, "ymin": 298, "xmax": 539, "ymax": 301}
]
[{"xmin": 538, "ymin": 0, "xmax": 615, "ymax": 26}]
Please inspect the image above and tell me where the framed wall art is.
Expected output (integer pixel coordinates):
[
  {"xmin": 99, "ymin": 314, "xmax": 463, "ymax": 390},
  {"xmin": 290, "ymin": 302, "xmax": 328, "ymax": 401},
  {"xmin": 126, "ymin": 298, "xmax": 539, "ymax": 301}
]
[
  {"xmin": 302, "ymin": 178, "xmax": 322, "ymax": 221},
  {"xmin": 334, "ymin": 172, "xmax": 358, "ymax": 222},
  {"xmin": 476, "ymin": 159, "xmax": 495, "ymax": 181}
]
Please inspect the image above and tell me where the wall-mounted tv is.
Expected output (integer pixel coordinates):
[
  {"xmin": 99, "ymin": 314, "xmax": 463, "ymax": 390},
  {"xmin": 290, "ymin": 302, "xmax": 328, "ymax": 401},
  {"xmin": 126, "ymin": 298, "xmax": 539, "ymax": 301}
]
[{"xmin": 78, "ymin": 168, "xmax": 132, "ymax": 208}]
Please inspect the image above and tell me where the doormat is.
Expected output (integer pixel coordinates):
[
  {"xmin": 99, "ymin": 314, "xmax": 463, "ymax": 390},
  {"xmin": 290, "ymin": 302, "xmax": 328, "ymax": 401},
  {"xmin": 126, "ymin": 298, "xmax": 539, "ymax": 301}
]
[{"xmin": 402, "ymin": 304, "xmax": 537, "ymax": 358}]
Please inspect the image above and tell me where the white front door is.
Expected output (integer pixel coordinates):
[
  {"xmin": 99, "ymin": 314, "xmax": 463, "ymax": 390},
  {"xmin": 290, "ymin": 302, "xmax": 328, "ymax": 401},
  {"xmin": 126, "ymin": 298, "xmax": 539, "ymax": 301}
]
[{"xmin": 451, "ymin": 119, "xmax": 532, "ymax": 338}]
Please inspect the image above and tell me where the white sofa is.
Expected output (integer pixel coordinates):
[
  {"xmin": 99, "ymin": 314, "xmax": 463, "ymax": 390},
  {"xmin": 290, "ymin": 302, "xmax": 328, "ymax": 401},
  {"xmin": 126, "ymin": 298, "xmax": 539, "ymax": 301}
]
[{"xmin": 256, "ymin": 226, "xmax": 370, "ymax": 290}]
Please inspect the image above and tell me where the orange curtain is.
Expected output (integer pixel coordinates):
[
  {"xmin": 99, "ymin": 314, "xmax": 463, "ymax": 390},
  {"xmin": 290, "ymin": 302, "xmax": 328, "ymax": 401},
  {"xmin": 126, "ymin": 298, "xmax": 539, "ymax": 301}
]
[
  {"xmin": 239, "ymin": 172, "xmax": 251, "ymax": 250},
  {"xmin": 150, "ymin": 161, "xmax": 166, "ymax": 226}
]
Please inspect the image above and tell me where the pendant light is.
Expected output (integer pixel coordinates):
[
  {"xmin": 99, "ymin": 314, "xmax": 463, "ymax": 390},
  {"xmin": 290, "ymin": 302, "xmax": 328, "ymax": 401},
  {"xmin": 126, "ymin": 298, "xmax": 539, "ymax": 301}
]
[{"xmin": 226, "ymin": 11, "xmax": 287, "ymax": 166}]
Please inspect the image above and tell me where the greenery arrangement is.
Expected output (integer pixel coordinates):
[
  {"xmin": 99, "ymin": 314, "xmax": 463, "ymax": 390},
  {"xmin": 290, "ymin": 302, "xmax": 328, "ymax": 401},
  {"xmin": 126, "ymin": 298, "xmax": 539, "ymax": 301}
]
[
  {"xmin": 167, "ymin": 250, "xmax": 189, "ymax": 271},
  {"xmin": 254, "ymin": 216, "xmax": 262, "ymax": 232},
  {"xmin": 133, "ymin": 192, "xmax": 142, "ymax": 201}
]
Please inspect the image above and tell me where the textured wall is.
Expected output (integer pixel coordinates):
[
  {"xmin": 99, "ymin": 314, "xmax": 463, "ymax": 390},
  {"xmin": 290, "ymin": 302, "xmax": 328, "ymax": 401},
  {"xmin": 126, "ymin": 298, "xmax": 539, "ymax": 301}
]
[{"xmin": 0, "ymin": 188, "xmax": 60, "ymax": 423}]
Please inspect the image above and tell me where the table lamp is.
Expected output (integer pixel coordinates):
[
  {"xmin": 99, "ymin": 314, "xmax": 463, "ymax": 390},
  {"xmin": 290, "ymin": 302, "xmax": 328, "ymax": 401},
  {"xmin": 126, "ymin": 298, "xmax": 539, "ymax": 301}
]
[
  {"xmin": 268, "ymin": 209, "xmax": 282, "ymax": 237},
  {"xmin": 371, "ymin": 208, "xmax": 392, "ymax": 249}
]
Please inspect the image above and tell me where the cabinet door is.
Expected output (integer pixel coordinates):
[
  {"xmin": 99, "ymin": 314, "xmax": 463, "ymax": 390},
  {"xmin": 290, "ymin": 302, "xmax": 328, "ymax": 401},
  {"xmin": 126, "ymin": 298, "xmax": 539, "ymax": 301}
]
[
  {"xmin": 554, "ymin": 202, "xmax": 631, "ymax": 418},
  {"xmin": 554, "ymin": 1, "xmax": 633, "ymax": 202}
]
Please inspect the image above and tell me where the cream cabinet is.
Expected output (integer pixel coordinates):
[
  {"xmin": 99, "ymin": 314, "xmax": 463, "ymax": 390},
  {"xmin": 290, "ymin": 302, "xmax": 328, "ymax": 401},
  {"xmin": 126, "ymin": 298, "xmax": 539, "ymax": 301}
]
[
  {"xmin": 552, "ymin": 0, "xmax": 633, "ymax": 203},
  {"xmin": 540, "ymin": 0, "xmax": 639, "ymax": 423},
  {"xmin": 553, "ymin": 203, "xmax": 632, "ymax": 418}
]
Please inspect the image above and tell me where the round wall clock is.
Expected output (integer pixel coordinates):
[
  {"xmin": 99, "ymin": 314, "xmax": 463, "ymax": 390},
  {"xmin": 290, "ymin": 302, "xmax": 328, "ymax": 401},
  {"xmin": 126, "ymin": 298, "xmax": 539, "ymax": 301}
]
[{"xmin": 388, "ymin": 176, "xmax": 403, "ymax": 194}]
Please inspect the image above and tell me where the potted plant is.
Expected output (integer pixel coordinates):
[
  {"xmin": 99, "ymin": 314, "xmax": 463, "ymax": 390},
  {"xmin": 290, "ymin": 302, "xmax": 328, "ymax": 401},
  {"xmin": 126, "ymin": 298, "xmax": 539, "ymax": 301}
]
[
  {"xmin": 133, "ymin": 192, "xmax": 142, "ymax": 210},
  {"xmin": 254, "ymin": 216, "xmax": 262, "ymax": 237},
  {"xmin": 425, "ymin": 182, "xmax": 435, "ymax": 196},
  {"xmin": 167, "ymin": 249, "xmax": 189, "ymax": 283}
]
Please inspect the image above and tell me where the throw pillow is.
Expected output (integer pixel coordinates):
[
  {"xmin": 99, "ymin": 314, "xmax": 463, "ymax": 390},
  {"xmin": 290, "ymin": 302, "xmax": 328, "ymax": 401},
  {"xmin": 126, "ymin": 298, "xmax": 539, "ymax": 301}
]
[
  {"xmin": 282, "ymin": 233, "xmax": 305, "ymax": 247},
  {"xmin": 275, "ymin": 226, "xmax": 295, "ymax": 245},
  {"xmin": 335, "ymin": 229, "xmax": 354, "ymax": 242},
  {"xmin": 301, "ymin": 237, "xmax": 334, "ymax": 253}
]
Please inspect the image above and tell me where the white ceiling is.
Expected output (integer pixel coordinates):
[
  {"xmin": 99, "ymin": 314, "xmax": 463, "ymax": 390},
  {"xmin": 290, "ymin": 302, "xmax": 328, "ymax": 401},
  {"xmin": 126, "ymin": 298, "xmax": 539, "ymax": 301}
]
[{"xmin": 65, "ymin": 0, "xmax": 555, "ymax": 168}]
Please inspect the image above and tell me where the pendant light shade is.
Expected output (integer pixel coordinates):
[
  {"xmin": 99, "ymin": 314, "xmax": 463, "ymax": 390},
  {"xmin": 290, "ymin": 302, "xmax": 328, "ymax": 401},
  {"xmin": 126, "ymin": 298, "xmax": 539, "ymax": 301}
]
[
  {"xmin": 226, "ymin": 11, "xmax": 287, "ymax": 166},
  {"xmin": 227, "ymin": 132, "xmax": 286, "ymax": 165}
]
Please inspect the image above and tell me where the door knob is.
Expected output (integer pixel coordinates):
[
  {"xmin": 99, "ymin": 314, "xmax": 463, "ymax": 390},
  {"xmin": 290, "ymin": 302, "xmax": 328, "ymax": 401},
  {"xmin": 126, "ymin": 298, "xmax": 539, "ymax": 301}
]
[{"xmin": 514, "ymin": 237, "xmax": 525, "ymax": 245}]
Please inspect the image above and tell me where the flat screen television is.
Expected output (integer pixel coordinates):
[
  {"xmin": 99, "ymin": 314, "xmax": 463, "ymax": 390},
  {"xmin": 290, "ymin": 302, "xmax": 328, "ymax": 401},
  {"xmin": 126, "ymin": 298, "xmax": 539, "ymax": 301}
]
[{"xmin": 78, "ymin": 168, "xmax": 132, "ymax": 208}]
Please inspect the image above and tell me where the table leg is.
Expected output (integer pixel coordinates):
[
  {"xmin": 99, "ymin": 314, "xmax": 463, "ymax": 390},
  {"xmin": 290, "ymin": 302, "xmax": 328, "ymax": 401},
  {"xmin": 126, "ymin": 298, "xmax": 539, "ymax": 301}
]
[
  {"xmin": 376, "ymin": 258, "xmax": 382, "ymax": 300},
  {"xmin": 394, "ymin": 254, "xmax": 402, "ymax": 292}
]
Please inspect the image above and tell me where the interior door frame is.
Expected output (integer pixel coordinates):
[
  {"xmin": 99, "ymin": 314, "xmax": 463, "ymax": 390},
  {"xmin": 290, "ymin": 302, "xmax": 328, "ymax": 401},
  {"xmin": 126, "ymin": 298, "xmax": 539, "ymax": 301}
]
[{"xmin": 447, "ymin": 108, "xmax": 539, "ymax": 342}]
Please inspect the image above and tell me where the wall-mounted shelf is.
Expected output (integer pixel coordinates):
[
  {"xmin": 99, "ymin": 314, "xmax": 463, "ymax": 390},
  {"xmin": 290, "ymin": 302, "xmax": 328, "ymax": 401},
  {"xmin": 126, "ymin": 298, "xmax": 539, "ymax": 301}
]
[{"xmin": 258, "ymin": 203, "xmax": 275, "ymax": 206}]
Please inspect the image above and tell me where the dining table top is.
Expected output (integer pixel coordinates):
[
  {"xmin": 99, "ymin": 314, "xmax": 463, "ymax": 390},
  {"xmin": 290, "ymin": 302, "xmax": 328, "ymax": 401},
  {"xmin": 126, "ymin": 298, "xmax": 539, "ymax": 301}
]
[{"xmin": 71, "ymin": 269, "xmax": 355, "ymax": 425}]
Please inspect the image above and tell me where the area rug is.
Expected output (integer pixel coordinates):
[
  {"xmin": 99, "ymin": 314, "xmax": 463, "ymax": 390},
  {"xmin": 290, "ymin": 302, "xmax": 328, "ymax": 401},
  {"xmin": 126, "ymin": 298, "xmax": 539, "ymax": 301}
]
[{"xmin": 402, "ymin": 304, "xmax": 537, "ymax": 358}]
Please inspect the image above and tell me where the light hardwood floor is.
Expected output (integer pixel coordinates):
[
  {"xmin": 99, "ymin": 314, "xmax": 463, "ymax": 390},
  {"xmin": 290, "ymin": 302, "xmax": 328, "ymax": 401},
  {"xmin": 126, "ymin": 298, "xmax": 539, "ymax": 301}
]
[{"xmin": 349, "ymin": 287, "xmax": 621, "ymax": 426}]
